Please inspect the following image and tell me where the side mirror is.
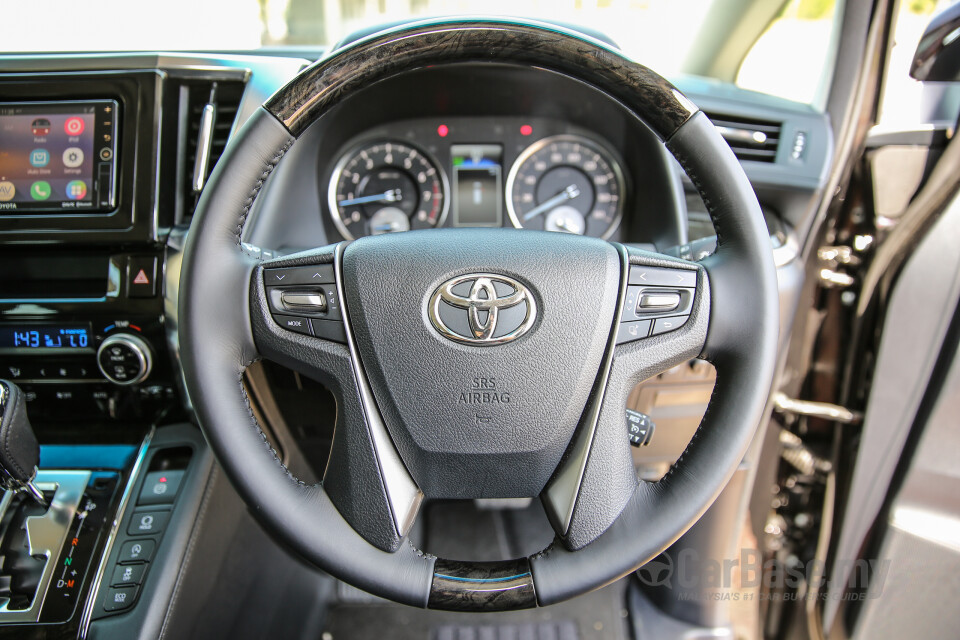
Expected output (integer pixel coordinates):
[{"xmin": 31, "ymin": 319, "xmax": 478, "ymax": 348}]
[{"xmin": 911, "ymin": 3, "xmax": 960, "ymax": 81}]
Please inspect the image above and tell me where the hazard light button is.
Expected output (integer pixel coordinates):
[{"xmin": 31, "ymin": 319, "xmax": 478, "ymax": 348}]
[{"xmin": 127, "ymin": 256, "xmax": 158, "ymax": 298}]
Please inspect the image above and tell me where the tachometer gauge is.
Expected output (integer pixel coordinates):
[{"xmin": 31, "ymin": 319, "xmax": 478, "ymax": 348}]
[
  {"xmin": 505, "ymin": 135, "xmax": 625, "ymax": 239},
  {"xmin": 328, "ymin": 141, "xmax": 449, "ymax": 239}
]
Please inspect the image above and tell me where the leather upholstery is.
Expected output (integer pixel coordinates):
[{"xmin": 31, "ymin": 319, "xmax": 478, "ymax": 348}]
[{"xmin": 0, "ymin": 380, "xmax": 39, "ymax": 484}]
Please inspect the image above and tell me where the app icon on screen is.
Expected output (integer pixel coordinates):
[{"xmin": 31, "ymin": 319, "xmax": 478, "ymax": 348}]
[
  {"xmin": 66, "ymin": 180, "xmax": 87, "ymax": 200},
  {"xmin": 62, "ymin": 147, "xmax": 84, "ymax": 168},
  {"xmin": 31, "ymin": 119, "xmax": 51, "ymax": 136},
  {"xmin": 0, "ymin": 182, "xmax": 14, "ymax": 202},
  {"xmin": 30, "ymin": 181, "xmax": 51, "ymax": 200},
  {"xmin": 29, "ymin": 149, "xmax": 50, "ymax": 167},
  {"xmin": 64, "ymin": 117, "xmax": 85, "ymax": 136}
]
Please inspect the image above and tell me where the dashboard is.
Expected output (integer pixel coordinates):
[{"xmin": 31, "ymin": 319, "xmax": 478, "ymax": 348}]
[
  {"xmin": 326, "ymin": 120, "xmax": 626, "ymax": 240},
  {"xmin": 0, "ymin": 51, "xmax": 832, "ymax": 436},
  {"xmin": 245, "ymin": 63, "xmax": 690, "ymax": 252}
]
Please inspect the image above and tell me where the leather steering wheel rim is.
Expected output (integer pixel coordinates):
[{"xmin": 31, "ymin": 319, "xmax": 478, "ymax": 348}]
[{"xmin": 179, "ymin": 18, "xmax": 779, "ymax": 611}]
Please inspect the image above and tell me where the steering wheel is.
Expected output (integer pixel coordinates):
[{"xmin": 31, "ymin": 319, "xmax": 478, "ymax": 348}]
[{"xmin": 179, "ymin": 18, "xmax": 778, "ymax": 611}]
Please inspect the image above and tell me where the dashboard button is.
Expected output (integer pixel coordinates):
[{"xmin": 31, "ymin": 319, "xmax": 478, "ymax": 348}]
[
  {"xmin": 138, "ymin": 470, "xmax": 184, "ymax": 505},
  {"xmin": 629, "ymin": 266, "xmax": 697, "ymax": 288},
  {"xmin": 273, "ymin": 315, "xmax": 313, "ymax": 336},
  {"xmin": 616, "ymin": 320, "xmax": 651, "ymax": 344},
  {"xmin": 264, "ymin": 265, "xmax": 335, "ymax": 286},
  {"xmin": 310, "ymin": 318, "xmax": 347, "ymax": 344},
  {"xmin": 651, "ymin": 316, "xmax": 690, "ymax": 336},
  {"xmin": 111, "ymin": 563, "xmax": 146, "ymax": 586},
  {"xmin": 638, "ymin": 291, "xmax": 682, "ymax": 313},
  {"xmin": 118, "ymin": 539, "xmax": 155, "ymax": 563},
  {"xmin": 127, "ymin": 510, "xmax": 170, "ymax": 537},
  {"xmin": 127, "ymin": 257, "xmax": 158, "ymax": 298},
  {"xmin": 103, "ymin": 585, "xmax": 138, "ymax": 612}
]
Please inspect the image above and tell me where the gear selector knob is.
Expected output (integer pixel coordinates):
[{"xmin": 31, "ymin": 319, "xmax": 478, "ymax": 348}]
[{"xmin": 0, "ymin": 380, "xmax": 47, "ymax": 507}]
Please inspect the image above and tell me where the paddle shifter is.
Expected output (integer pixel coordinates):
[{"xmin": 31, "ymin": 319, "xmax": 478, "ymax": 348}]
[{"xmin": 0, "ymin": 380, "xmax": 47, "ymax": 508}]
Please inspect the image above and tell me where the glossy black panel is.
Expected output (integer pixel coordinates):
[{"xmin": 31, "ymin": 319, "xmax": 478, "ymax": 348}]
[
  {"xmin": 429, "ymin": 558, "xmax": 536, "ymax": 611},
  {"xmin": 265, "ymin": 19, "xmax": 696, "ymax": 141}
]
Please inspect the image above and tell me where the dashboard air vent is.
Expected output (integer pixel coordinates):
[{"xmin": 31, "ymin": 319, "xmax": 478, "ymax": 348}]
[
  {"xmin": 177, "ymin": 78, "xmax": 246, "ymax": 222},
  {"xmin": 704, "ymin": 113, "xmax": 781, "ymax": 163}
]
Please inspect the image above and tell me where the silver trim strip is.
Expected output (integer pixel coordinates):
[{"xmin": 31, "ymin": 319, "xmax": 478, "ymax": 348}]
[
  {"xmin": 78, "ymin": 429, "xmax": 154, "ymax": 638},
  {"xmin": 333, "ymin": 243, "xmax": 424, "ymax": 537},
  {"xmin": 0, "ymin": 470, "xmax": 91, "ymax": 623},
  {"xmin": 773, "ymin": 392, "xmax": 862, "ymax": 425},
  {"xmin": 714, "ymin": 125, "xmax": 768, "ymax": 146},
  {"xmin": 542, "ymin": 244, "xmax": 630, "ymax": 534},
  {"xmin": 192, "ymin": 103, "xmax": 216, "ymax": 193}
]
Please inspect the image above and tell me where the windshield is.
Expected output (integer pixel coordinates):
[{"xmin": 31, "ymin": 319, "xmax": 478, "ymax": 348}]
[{"xmin": 6, "ymin": 0, "xmax": 843, "ymax": 106}]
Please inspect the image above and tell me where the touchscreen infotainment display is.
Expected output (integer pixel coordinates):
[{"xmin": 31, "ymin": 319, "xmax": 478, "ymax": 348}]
[{"xmin": 0, "ymin": 100, "xmax": 118, "ymax": 213}]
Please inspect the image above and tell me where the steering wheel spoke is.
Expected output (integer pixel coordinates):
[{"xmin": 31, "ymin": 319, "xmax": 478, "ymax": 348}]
[
  {"xmin": 250, "ymin": 246, "xmax": 424, "ymax": 552},
  {"xmin": 542, "ymin": 248, "xmax": 710, "ymax": 548}
]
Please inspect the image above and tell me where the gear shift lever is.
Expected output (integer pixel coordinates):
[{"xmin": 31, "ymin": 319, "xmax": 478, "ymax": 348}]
[{"xmin": 0, "ymin": 380, "xmax": 47, "ymax": 508}]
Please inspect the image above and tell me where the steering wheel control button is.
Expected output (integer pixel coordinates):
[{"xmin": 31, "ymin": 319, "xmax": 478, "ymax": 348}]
[
  {"xmin": 626, "ymin": 409, "xmax": 656, "ymax": 446},
  {"xmin": 628, "ymin": 265, "xmax": 697, "ymax": 288},
  {"xmin": 137, "ymin": 470, "xmax": 184, "ymax": 505},
  {"xmin": 310, "ymin": 318, "xmax": 347, "ymax": 343},
  {"xmin": 111, "ymin": 563, "xmax": 146, "ymax": 586},
  {"xmin": 127, "ymin": 509, "xmax": 170, "ymax": 536},
  {"xmin": 616, "ymin": 320, "xmax": 651, "ymax": 345},
  {"xmin": 118, "ymin": 539, "xmax": 156, "ymax": 564},
  {"xmin": 103, "ymin": 586, "xmax": 139, "ymax": 612},
  {"xmin": 651, "ymin": 316, "xmax": 690, "ymax": 336},
  {"xmin": 273, "ymin": 315, "xmax": 313, "ymax": 336},
  {"xmin": 280, "ymin": 290, "xmax": 327, "ymax": 312},
  {"xmin": 268, "ymin": 283, "xmax": 342, "ymax": 321},
  {"xmin": 638, "ymin": 291, "xmax": 682, "ymax": 313},
  {"xmin": 265, "ymin": 265, "xmax": 335, "ymax": 286}
]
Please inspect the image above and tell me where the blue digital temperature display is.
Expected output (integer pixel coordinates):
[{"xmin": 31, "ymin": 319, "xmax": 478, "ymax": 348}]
[{"xmin": 0, "ymin": 325, "xmax": 91, "ymax": 350}]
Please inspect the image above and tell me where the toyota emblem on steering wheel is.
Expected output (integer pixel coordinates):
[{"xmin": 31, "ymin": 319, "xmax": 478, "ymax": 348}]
[{"xmin": 429, "ymin": 273, "xmax": 537, "ymax": 345}]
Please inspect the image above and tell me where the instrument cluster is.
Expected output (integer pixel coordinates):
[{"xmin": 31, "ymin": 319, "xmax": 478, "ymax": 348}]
[{"xmin": 325, "ymin": 117, "xmax": 627, "ymax": 240}]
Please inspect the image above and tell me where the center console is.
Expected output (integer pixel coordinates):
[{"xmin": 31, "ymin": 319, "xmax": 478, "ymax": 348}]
[
  {"xmin": 0, "ymin": 62, "xmax": 249, "ymax": 638},
  {"xmin": 0, "ymin": 70, "xmax": 178, "ymax": 430}
]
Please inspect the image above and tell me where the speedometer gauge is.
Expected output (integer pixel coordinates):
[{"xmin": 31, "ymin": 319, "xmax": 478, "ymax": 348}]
[
  {"xmin": 328, "ymin": 140, "xmax": 449, "ymax": 239},
  {"xmin": 505, "ymin": 135, "xmax": 625, "ymax": 239}
]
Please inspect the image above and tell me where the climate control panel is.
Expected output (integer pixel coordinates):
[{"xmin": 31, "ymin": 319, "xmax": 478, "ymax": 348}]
[{"xmin": 0, "ymin": 318, "xmax": 177, "ymax": 423}]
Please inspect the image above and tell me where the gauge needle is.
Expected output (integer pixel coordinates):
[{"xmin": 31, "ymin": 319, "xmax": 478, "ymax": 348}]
[
  {"xmin": 522, "ymin": 184, "xmax": 581, "ymax": 221},
  {"xmin": 338, "ymin": 189, "xmax": 402, "ymax": 207}
]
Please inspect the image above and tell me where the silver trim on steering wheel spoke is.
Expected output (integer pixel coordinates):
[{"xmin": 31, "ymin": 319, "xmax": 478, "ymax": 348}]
[
  {"xmin": 333, "ymin": 242, "xmax": 424, "ymax": 537},
  {"xmin": 542, "ymin": 244, "xmax": 630, "ymax": 535}
]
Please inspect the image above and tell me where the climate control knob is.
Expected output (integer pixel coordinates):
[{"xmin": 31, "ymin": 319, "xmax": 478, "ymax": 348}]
[{"xmin": 97, "ymin": 333, "xmax": 153, "ymax": 385}]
